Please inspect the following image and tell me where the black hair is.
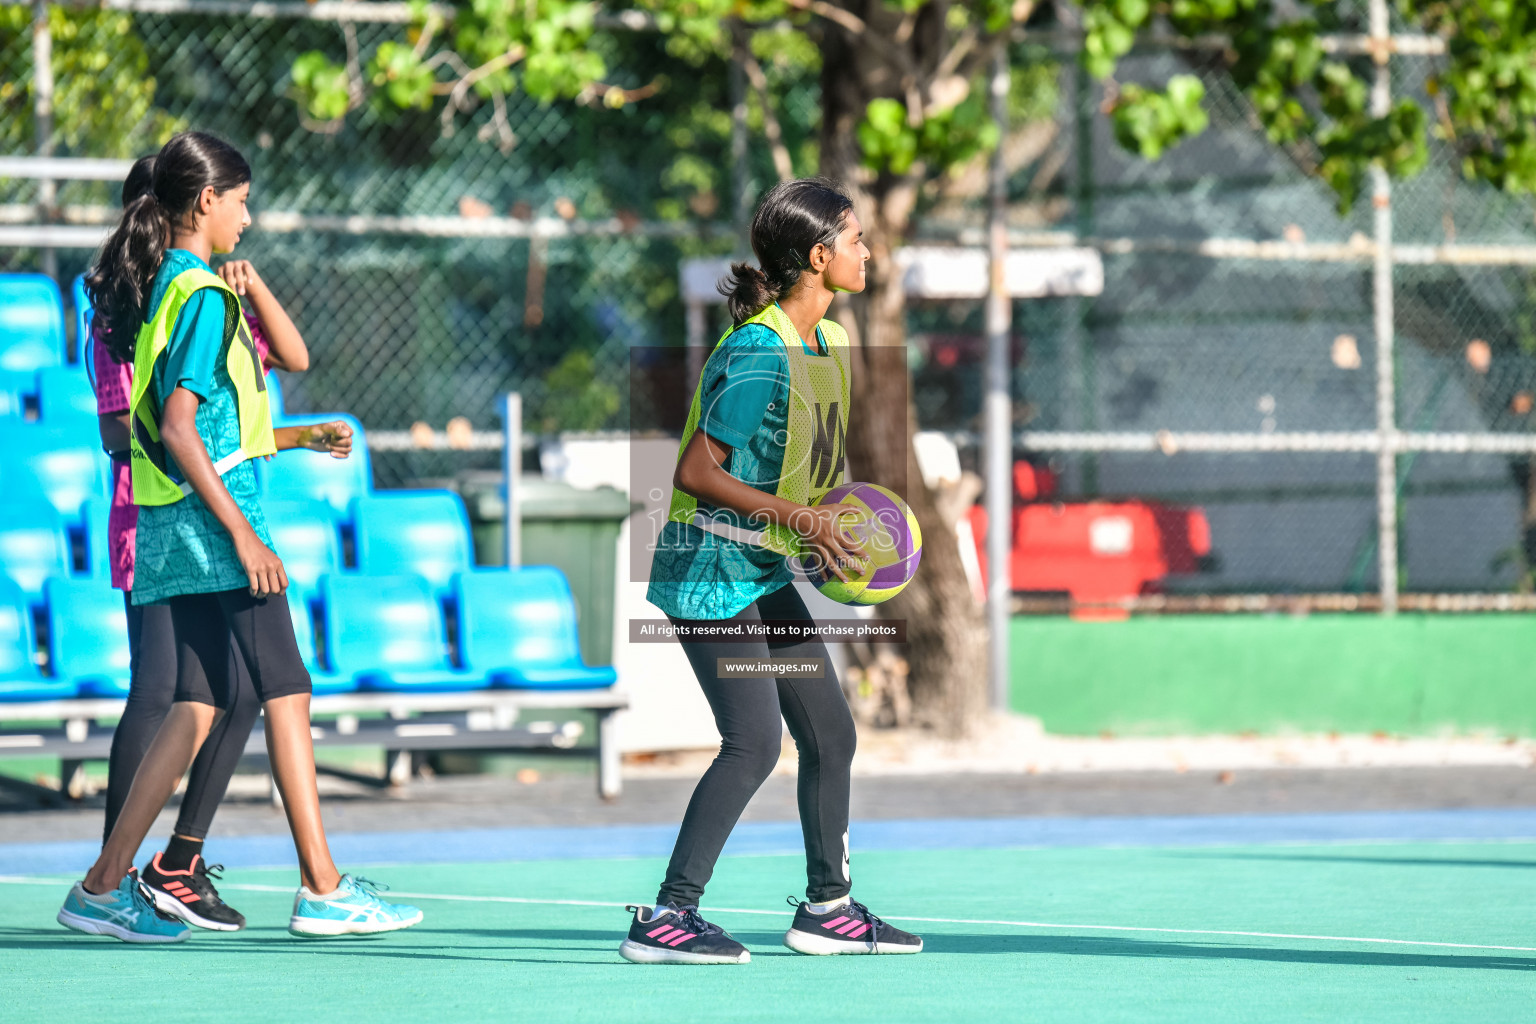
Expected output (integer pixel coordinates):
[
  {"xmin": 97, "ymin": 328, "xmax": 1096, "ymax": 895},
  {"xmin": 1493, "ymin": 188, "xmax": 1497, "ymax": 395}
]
[
  {"xmin": 86, "ymin": 154, "xmax": 156, "ymax": 365},
  {"xmin": 85, "ymin": 131, "xmax": 251, "ymax": 364},
  {"xmin": 121, "ymin": 153, "xmax": 156, "ymax": 206},
  {"xmin": 719, "ymin": 177, "xmax": 853, "ymax": 327}
]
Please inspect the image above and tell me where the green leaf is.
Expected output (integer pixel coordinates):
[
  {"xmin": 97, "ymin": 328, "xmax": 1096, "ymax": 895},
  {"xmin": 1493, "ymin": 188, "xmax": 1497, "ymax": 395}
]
[
  {"xmin": 292, "ymin": 50, "xmax": 351, "ymax": 121},
  {"xmin": 369, "ymin": 41, "xmax": 435, "ymax": 111},
  {"xmin": 1110, "ymin": 77, "xmax": 1209, "ymax": 160}
]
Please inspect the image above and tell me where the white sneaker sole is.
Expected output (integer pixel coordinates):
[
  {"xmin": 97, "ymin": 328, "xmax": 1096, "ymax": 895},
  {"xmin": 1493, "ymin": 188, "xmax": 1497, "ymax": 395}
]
[
  {"xmin": 146, "ymin": 886, "xmax": 244, "ymax": 932},
  {"xmin": 618, "ymin": 938, "xmax": 750, "ymax": 965},
  {"xmin": 57, "ymin": 908, "xmax": 189, "ymax": 944},
  {"xmin": 288, "ymin": 909, "xmax": 424, "ymax": 936},
  {"xmin": 783, "ymin": 927, "xmax": 923, "ymax": 956}
]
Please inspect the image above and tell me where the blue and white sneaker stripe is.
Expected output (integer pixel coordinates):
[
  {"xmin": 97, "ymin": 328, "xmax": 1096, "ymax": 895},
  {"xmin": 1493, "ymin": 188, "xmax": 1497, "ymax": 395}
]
[
  {"xmin": 58, "ymin": 872, "xmax": 191, "ymax": 944},
  {"xmin": 288, "ymin": 874, "xmax": 423, "ymax": 936}
]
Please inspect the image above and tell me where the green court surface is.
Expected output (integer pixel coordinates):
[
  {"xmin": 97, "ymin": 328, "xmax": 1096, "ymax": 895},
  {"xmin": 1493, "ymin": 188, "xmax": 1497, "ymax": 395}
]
[{"xmin": 4, "ymin": 841, "xmax": 1534, "ymax": 1022}]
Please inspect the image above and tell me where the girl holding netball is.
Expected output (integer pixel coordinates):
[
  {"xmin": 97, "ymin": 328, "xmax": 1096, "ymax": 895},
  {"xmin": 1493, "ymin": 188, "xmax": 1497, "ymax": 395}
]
[
  {"xmin": 58, "ymin": 131, "xmax": 420, "ymax": 942},
  {"xmin": 622, "ymin": 178, "xmax": 922, "ymax": 964}
]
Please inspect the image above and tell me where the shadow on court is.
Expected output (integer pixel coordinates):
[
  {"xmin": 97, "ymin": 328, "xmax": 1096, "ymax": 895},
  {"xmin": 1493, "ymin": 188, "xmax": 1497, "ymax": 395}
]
[
  {"xmin": 921, "ymin": 933, "xmax": 1536, "ymax": 971},
  {"xmin": 5, "ymin": 926, "xmax": 1532, "ymax": 972},
  {"xmin": 1171, "ymin": 851, "xmax": 1536, "ymax": 871}
]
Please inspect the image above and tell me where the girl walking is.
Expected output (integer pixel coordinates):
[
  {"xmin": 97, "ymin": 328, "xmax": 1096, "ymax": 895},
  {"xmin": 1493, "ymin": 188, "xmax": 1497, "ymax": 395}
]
[
  {"xmin": 91, "ymin": 153, "xmax": 313, "ymax": 932},
  {"xmin": 58, "ymin": 131, "xmax": 420, "ymax": 943},
  {"xmin": 622, "ymin": 178, "xmax": 922, "ymax": 964}
]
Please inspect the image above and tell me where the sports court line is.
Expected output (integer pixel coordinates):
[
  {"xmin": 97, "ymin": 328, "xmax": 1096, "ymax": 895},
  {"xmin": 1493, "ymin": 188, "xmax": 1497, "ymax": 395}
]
[
  {"xmin": 7, "ymin": 875, "xmax": 1528, "ymax": 955},
  {"xmin": 10, "ymin": 807, "xmax": 1536, "ymax": 874}
]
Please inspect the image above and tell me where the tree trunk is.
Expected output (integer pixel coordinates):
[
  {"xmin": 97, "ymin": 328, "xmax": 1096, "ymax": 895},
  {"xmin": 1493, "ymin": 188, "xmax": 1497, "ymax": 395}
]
[{"xmin": 818, "ymin": 13, "xmax": 990, "ymax": 737}]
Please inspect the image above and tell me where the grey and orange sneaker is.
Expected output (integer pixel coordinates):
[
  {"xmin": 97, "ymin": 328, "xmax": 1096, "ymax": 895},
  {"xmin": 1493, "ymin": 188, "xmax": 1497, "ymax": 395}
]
[
  {"xmin": 782, "ymin": 896, "xmax": 923, "ymax": 955},
  {"xmin": 619, "ymin": 904, "xmax": 750, "ymax": 964}
]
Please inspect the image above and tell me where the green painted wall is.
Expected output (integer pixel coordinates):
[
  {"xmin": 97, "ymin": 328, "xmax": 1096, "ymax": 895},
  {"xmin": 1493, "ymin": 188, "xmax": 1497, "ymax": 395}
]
[{"xmin": 1009, "ymin": 615, "xmax": 1536, "ymax": 736}]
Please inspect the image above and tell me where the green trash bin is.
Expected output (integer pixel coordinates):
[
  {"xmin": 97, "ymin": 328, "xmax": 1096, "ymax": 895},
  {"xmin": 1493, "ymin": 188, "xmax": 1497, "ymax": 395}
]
[{"xmin": 459, "ymin": 472, "xmax": 636, "ymax": 667}]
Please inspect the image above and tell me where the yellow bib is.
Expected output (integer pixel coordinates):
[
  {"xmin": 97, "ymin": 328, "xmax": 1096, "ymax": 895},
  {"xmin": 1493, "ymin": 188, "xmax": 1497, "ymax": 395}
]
[
  {"xmin": 666, "ymin": 304, "xmax": 850, "ymax": 557},
  {"xmin": 129, "ymin": 267, "xmax": 276, "ymax": 506}
]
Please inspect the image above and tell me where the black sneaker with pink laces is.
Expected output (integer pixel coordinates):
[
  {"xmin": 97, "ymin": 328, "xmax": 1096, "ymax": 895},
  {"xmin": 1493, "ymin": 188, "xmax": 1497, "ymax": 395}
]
[
  {"xmin": 782, "ymin": 896, "xmax": 923, "ymax": 955},
  {"xmin": 619, "ymin": 904, "xmax": 750, "ymax": 964}
]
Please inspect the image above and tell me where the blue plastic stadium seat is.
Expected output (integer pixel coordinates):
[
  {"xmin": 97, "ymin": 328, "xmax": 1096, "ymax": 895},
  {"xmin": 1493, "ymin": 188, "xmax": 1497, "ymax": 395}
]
[
  {"xmin": 0, "ymin": 422, "xmax": 111, "ymax": 520},
  {"xmin": 36, "ymin": 365, "xmax": 98, "ymax": 421},
  {"xmin": 455, "ymin": 567, "xmax": 617, "ymax": 690},
  {"xmin": 44, "ymin": 576, "xmax": 129, "ymax": 698},
  {"xmin": 0, "ymin": 499, "xmax": 72, "ymax": 602},
  {"xmin": 261, "ymin": 499, "xmax": 342, "ymax": 605},
  {"xmin": 0, "ymin": 273, "xmax": 65, "ymax": 372},
  {"xmin": 0, "ymin": 577, "xmax": 76, "ymax": 701},
  {"xmin": 257, "ymin": 413, "xmax": 370, "ymax": 517},
  {"xmin": 353, "ymin": 491, "xmax": 474, "ymax": 599},
  {"xmin": 285, "ymin": 591, "xmax": 352, "ymax": 697},
  {"xmin": 82, "ymin": 499, "xmax": 114, "ymax": 581},
  {"xmin": 0, "ymin": 369, "xmax": 34, "ymax": 418},
  {"xmin": 72, "ymin": 274, "xmax": 92, "ymax": 361},
  {"xmin": 320, "ymin": 574, "xmax": 482, "ymax": 693},
  {"xmin": 269, "ymin": 515, "xmax": 355, "ymax": 694}
]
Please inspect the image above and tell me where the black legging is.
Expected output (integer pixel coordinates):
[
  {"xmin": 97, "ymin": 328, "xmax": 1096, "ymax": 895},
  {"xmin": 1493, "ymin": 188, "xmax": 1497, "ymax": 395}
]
[
  {"xmin": 658, "ymin": 583, "xmax": 857, "ymax": 907},
  {"xmin": 103, "ymin": 594, "xmax": 262, "ymax": 843}
]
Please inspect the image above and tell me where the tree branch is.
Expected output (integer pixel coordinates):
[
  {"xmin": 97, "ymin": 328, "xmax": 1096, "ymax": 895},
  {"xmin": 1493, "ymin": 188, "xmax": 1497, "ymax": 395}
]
[
  {"xmin": 477, "ymin": 85, "xmax": 514, "ymax": 153},
  {"xmin": 738, "ymin": 44, "xmax": 795, "ymax": 181},
  {"xmin": 934, "ymin": 25, "xmax": 979, "ymax": 82},
  {"xmin": 437, "ymin": 45, "xmax": 526, "ymax": 139},
  {"xmin": 784, "ymin": 0, "xmax": 919, "ymax": 80},
  {"xmin": 576, "ymin": 77, "xmax": 665, "ymax": 107},
  {"xmin": 411, "ymin": 7, "xmax": 443, "ymax": 58},
  {"xmin": 342, "ymin": 22, "xmax": 365, "ymax": 110},
  {"xmin": 945, "ymin": 0, "xmax": 1038, "ymax": 83}
]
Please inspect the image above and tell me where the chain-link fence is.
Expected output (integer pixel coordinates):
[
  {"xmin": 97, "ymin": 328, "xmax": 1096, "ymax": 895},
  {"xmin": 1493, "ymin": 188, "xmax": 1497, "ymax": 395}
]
[
  {"xmin": 3, "ymin": 2, "xmax": 1535, "ymax": 602},
  {"xmin": 908, "ymin": 12, "xmax": 1536, "ymax": 604},
  {"xmin": 1, "ymin": 2, "xmax": 748, "ymax": 484}
]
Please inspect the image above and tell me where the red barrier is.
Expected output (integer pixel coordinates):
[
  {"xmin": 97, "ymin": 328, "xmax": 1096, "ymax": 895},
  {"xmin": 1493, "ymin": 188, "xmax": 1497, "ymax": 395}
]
[{"xmin": 969, "ymin": 463, "xmax": 1212, "ymax": 621}]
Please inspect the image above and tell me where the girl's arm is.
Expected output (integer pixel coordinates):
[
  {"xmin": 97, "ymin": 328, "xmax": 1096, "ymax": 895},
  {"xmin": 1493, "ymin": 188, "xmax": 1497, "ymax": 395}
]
[
  {"xmin": 218, "ymin": 260, "xmax": 310, "ymax": 372},
  {"xmin": 160, "ymin": 386, "xmax": 288, "ymax": 598},
  {"xmin": 273, "ymin": 420, "xmax": 353, "ymax": 458},
  {"xmin": 98, "ymin": 413, "xmax": 130, "ymax": 453},
  {"xmin": 675, "ymin": 428, "xmax": 867, "ymax": 582}
]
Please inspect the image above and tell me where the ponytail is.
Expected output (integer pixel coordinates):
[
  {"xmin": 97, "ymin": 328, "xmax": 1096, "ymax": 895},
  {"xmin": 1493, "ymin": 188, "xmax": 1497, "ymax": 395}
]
[
  {"xmin": 86, "ymin": 191, "xmax": 170, "ymax": 364},
  {"xmin": 84, "ymin": 131, "xmax": 251, "ymax": 365},
  {"xmin": 718, "ymin": 177, "xmax": 853, "ymax": 327},
  {"xmin": 720, "ymin": 262, "xmax": 782, "ymax": 328}
]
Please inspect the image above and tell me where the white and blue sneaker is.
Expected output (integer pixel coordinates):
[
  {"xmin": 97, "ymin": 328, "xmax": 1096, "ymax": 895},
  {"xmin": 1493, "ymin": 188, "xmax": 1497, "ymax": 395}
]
[
  {"xmin": 58, "ymin": 871, "xmax": 191, "ymax": 944},
  {"xmin": 288, "ymin": 874, "xmax": 423, "ymax": 937}
]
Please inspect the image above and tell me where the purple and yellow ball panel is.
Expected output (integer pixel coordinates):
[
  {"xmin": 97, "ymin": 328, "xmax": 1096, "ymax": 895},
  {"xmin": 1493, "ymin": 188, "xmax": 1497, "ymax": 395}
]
[
  {"xmin": 805, "ymin": 481, "xmax": 923, "ymax": 606},
  {"xmin": 868, "ymin": 544, "xmax": 922, "ymax": 590}
]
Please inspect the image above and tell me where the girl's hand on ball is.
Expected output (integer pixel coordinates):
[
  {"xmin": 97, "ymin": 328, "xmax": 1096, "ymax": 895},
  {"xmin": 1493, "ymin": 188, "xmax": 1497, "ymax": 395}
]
[{"xmin": 804, "ymin": 504, "xmax": 868, "ymax": 583}]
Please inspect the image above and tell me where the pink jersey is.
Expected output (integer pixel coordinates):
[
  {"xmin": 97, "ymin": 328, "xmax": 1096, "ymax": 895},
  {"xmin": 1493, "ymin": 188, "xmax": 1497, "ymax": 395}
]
[{"xmin": 92, "ymin": 304, "xmax": 273, "ymax": 592}]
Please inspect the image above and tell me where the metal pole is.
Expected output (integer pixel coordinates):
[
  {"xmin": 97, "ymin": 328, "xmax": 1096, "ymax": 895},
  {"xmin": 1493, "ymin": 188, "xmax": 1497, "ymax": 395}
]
[
  {"xmin": 686, "ymin": 299, "xmax": 706, "ymax": 394},
  {"xmin": 32, "ymin": 0, "xmax": 57, "ymax": 282},
  {"xmin": 729, "ymin": 23, "xmax": 751, "ymax": 234},
  {"xmin": 985, "ymin": 46, "xmax": 1013, "ymax": 712},
  {"xmin": 503, "ymin": 392, "xmax": 522, "ymax": 568},
  {"xmin": 1073, "ymin": 47, "xmax": 1099, "ymax": 496},
  {"xmin": 1369, "ymin": 0, "xmax": 1397, "ymax": 614}
]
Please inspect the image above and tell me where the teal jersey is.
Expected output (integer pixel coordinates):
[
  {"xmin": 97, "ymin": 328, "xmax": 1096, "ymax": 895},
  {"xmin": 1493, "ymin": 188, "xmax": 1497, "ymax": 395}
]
[
  {"xmin": 647, "ymin": 320, "xmax": 829, "ymax": 620},
  {"xmin": 132, "ymin": 249, "xmax": 272, "ymax": 604}
]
